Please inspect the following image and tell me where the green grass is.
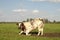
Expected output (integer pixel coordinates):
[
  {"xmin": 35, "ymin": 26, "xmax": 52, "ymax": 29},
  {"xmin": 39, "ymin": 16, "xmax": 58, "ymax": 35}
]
[
  {"xmin": 44, "ymin": 24, "xmax": 60, "ymax": 33},
  {"xmin": 0, "ymin": 23, "xmax": 60, "ymax": 40}
]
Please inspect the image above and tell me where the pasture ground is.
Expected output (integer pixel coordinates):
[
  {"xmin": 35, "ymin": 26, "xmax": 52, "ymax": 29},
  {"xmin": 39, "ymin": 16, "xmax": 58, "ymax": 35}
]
[{"xmin": 0, "ymin": 23, "xmax": 60, "ymax": 40}]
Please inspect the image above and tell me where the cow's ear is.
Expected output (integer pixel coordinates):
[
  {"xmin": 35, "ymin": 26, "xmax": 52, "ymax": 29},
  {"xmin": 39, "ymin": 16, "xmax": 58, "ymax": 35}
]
[{"xmin": 16, "ymin": 23, "xmax": 19, "ymax": 25}]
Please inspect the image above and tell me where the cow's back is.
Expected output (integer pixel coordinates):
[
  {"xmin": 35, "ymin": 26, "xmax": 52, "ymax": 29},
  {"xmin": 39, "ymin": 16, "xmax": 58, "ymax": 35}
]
[
  {"xmin": 33, "ymin": 18, "xmax": 44, "ymax": 28},
  {"xmin": 23, "ymin": 22, "xmax": 32, "ymax": 30}
]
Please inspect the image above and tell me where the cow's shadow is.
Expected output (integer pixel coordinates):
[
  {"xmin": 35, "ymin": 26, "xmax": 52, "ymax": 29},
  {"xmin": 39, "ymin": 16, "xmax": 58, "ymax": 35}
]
[
  {"xmin": 19, "ymin": 32, "xmax": 60, "ymax": 37},
  {"xmin": 21, "ymin": 32, "xmax": 38, "ymax": 35},
  {"xmin": 30, "ymin": 32, "xmax": 38, "ymax": 35}
]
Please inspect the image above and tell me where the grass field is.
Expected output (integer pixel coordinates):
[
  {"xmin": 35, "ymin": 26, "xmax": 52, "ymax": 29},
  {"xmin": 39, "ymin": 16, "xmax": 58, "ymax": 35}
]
[{"xmin": 0, "ymin": 23, "xmax": 60, "ymax": 40}]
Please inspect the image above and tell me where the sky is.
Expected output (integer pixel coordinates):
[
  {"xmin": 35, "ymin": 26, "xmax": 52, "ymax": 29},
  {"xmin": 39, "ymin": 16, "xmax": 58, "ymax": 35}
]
[{"xmin": 0, "ymin": 0, "xmax": 60, "ymax": 22}]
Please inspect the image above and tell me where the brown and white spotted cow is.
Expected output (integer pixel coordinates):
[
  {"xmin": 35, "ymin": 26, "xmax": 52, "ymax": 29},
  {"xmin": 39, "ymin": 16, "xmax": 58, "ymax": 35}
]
[{"xmin": 16, "ymin": 18, "xmax": 44, "ymax": 36}]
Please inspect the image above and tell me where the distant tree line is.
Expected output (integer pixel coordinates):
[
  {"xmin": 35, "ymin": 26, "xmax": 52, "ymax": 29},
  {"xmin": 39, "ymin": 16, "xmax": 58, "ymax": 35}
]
[
  {"xmin": 0, "ymin": 18, "xmax": 60, "ymax": 24},
  {"xmin": 0, "ymin": 22, "xmax": 17, "ymax": 24},
  {"xmin": 44, "ymin": 19, "xmax": 60, "ymax": 24}
]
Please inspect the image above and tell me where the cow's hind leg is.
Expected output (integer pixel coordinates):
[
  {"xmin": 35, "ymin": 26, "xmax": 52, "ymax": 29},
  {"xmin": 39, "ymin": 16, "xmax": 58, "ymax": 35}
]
[
  {"xmin": 38, "ymin": 26, "xmax": 43, "ymax": 36},
  {"xmin": 38, "ymin": 28, "xmax": 43, "ymax": 36},
  {"xmin": 38, "ymin": 28, "xmax": 41, "ymax": 36},
  {"xmin": 40, "ymin": 28, "xmax": 43, "ymax": 35}
]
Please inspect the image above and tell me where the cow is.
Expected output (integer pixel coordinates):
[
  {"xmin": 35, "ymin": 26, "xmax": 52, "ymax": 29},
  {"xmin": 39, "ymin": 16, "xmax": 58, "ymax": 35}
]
[{"xmin": 16, "ymin": 18, "xmax": 44, "ymax": 36}]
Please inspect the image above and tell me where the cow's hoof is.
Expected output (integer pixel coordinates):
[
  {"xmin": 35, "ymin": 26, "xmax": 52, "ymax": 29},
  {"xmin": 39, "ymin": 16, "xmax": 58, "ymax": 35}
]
[
  {"xmin": 37, "ymin": 35, "xmax": 40, "ymax": 36},
  {"xmin": 19, "ymin": 33, "xmax": 21, "ymax": 35}
]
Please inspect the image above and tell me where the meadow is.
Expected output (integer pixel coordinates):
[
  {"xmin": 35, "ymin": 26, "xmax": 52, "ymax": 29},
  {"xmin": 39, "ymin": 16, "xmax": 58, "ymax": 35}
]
[{"xmin": 0, "ymin": 23, "xmax": 60, "ymax": 40}]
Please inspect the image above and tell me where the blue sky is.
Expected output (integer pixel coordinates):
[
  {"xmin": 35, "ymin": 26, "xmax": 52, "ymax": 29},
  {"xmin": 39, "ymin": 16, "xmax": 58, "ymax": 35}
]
[{"xmin": 0, "ymin": 0, "xmax": 60, "ymax": 22}]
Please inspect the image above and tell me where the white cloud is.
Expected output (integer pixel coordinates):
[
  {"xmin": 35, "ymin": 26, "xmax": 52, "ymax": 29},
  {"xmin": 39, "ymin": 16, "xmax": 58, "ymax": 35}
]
[
  {"xmin": 12, "ymin": 9, "xmax": 27, "ymax": 13},
  {"xmin": 32, "ymin": 9, "xmax": 48, "ymax": 14},
  {"xmin": 32, "ymin": 0, "xmax": 60, "ymax": 2},
  {"xmin": 48, "ymin": 0, "xmax": 60, "ymax": 2},
  {"xmin": 32, "ymin": 10, "xmax": 39, "ymax": 13}
]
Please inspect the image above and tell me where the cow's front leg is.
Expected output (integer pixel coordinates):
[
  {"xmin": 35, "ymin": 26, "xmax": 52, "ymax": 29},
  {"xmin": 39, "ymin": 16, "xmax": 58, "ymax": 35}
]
[
  {"xmin": 19, "ymin": 31, "xmax": 24, "ymax": 35},
  {"xmin": 25, "ymin": 30, "xmax": 31, "ymax": 36}
]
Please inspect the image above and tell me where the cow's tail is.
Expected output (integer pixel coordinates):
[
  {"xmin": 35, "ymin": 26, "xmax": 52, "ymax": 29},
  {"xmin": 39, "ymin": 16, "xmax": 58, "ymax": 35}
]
[{"xmin": 39, "ymin": 18, "xmax": 45, "ymax": 24}]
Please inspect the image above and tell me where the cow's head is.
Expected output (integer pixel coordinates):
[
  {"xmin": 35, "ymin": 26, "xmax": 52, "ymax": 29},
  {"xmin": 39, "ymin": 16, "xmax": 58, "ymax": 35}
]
[
  {"xmin": 16, "ymin": 22, "xmax": 25, "ymax": 31},
  {"xmin": 16, "ymin": 22, "xmax": 21, "ymax": 29}
]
